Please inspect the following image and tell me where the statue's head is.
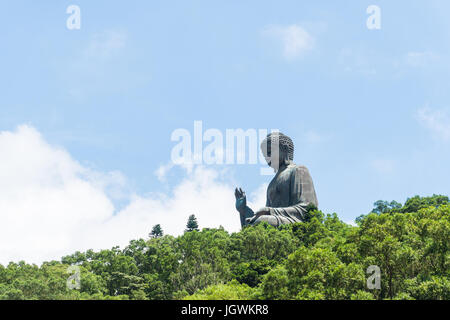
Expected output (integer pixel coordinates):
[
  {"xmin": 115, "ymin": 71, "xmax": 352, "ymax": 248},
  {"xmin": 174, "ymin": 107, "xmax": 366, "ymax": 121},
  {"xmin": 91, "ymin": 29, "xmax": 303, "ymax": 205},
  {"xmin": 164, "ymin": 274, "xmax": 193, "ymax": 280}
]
[{"xmin": 260, "ymin": 132, "xmax": 294, "ymax": 170}]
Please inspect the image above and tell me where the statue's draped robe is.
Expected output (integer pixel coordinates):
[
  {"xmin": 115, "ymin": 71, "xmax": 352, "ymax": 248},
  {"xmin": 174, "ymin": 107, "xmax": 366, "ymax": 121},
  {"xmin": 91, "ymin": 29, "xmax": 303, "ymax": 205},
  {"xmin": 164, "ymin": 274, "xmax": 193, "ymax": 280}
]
[{"xmin": 265, "ymin": 164, "xmax": 318, "ymax": 226}]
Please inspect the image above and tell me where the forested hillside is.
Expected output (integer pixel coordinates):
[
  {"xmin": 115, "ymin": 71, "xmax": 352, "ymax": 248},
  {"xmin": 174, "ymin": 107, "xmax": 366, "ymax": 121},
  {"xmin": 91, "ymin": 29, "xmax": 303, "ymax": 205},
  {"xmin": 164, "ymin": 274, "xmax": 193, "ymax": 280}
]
[{"xmin": 0, "ymin": 195, "xmax": 448, "ymax": 300}]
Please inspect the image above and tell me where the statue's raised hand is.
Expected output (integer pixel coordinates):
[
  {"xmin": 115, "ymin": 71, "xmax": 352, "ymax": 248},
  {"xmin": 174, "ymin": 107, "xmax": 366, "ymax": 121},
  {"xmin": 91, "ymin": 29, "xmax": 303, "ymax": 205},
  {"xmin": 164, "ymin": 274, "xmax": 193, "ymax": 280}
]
[
  {"xmin": 234, "ymin": 187, "xmax": 247, "ymax": 212},
  {"xmin": 235, "ymin": 187, "xmax": 255, "ymax": 227}
]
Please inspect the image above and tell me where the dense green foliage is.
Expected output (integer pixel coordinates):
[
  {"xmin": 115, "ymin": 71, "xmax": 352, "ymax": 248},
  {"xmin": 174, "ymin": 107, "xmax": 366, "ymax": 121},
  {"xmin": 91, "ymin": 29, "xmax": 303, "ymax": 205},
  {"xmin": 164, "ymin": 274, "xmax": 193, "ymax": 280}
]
[{"xmin": 0, "ymin": 195, "xmax": 448, "ymax": 300}]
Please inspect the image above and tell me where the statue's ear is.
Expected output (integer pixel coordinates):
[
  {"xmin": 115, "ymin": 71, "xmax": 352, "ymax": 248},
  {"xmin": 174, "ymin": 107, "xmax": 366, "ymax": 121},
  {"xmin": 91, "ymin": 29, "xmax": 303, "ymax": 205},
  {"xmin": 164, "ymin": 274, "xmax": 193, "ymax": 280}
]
[{"xmin": 280, "ymin": 149, "xmax": 289, "ymax": 163}]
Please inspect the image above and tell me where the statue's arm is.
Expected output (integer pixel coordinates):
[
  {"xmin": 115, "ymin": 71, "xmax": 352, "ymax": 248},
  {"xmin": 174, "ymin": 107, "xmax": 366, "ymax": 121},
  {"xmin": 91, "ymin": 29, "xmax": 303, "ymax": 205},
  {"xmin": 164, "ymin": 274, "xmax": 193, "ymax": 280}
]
[
  {"xmin": 269, "ymin": 166, "xmax": 318, "ymax": 221},
  {"xmin": 239, "ymin": 206, "xmax": 254, "ymax": 228}
]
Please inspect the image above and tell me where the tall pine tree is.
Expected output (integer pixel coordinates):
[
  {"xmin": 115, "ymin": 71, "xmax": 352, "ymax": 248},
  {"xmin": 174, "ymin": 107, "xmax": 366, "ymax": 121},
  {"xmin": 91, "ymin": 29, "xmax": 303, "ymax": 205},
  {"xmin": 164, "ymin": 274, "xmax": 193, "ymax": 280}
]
[
  {"xmin": 150, "ymin": 224, "xmax": 163, "ymax": 238},
  {"xmin": 185, "ymin": 214, "xmax": 199, "ymax": 232}
]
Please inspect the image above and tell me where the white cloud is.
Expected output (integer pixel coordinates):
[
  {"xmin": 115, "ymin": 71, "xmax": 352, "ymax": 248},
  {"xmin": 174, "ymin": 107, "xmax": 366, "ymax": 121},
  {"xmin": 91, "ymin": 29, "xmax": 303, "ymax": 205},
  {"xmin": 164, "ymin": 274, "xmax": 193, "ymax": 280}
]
[
  {"xmin": 0, "ymin": 125, "xmax": 266, "ymax": 265},
  {"xmin": 154, "ymin": 161, "xmax": 194, "ymax": 182},
  {"xmin": 248, "ymin": 183, "xmax": 268, "ymax": 210},
  {"xmin": 416, "ymin": 107, "xmax": 450, "ymax": 141},
  {"xmin": 155, "ymin": 163, "xmax": 174, "ymax": 182},
  {"xmin": 262, "ymin": 24, "xmax": 314, "ymax": 60}
]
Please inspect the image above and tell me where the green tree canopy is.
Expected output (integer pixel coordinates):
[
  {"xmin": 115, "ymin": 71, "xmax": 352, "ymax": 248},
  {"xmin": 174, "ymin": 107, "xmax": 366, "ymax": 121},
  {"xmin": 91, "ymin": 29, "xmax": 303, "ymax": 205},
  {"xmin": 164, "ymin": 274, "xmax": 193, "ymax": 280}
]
[{"xmin": 1, "ymin": 195, "xmax": 448, "ymax": 300}]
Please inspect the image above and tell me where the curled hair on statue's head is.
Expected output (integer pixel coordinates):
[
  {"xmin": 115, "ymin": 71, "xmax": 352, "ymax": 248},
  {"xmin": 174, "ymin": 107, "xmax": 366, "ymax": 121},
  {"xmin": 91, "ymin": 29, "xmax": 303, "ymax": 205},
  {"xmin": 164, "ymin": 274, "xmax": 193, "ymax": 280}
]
[{"xmin": 261, "ymin": 132, "xmax": 294, "ymax": 168}]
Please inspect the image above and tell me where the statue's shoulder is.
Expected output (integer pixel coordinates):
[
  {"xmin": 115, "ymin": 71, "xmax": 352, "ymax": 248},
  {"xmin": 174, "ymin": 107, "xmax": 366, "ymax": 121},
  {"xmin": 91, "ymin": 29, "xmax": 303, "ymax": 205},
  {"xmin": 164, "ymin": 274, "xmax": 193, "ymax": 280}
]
[
  {"xmin": 290, "ymin": 164, "xmax": 310, "ymax": 173},
  {"xmin": 288, "ymin": 164, "xmax": 313, "ymax": 179}
]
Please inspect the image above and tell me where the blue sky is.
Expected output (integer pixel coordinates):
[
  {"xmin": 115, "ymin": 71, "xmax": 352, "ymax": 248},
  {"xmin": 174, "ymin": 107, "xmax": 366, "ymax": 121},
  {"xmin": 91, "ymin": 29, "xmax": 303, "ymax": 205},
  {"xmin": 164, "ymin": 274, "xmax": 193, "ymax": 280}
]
[{"xmin": 1, "ymin": 1, "xmax": 450, "ymax": 262}]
